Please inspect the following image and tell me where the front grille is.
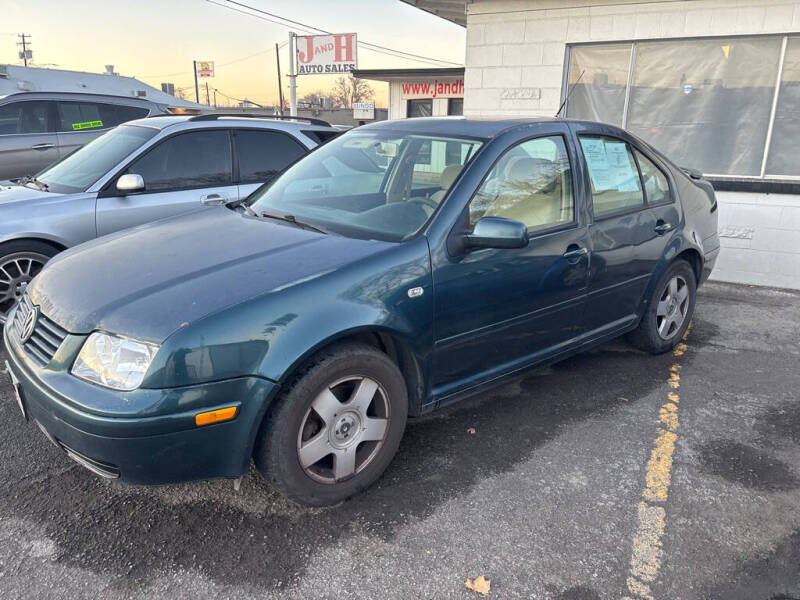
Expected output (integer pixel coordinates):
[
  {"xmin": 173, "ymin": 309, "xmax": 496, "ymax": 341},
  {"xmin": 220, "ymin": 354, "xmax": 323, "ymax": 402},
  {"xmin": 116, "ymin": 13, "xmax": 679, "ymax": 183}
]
[{"xmin": 12, "ymin": 294, "xmax": 69, "ymax": 366}]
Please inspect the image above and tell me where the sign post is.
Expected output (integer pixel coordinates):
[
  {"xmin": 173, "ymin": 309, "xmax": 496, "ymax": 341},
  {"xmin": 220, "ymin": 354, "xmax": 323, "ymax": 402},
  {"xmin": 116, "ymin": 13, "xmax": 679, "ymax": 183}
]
[
  {"xmin": 193, "ymin": 60, "xmax": 199, "ymax": 104},
  {"xmin": 288, "ymin": 32, "xmax": 298, "ymax": 117}
]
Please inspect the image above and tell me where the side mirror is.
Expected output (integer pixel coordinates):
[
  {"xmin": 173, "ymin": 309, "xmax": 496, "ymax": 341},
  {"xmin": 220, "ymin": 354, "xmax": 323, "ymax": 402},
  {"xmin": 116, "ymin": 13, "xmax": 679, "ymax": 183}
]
[
  {"xmin": 116, "ymin": 173, "xmax": 145, "ymax": 194},
  {"xmin": 465, "ymin": 216, "xmax": 529, "ymax": 250}
]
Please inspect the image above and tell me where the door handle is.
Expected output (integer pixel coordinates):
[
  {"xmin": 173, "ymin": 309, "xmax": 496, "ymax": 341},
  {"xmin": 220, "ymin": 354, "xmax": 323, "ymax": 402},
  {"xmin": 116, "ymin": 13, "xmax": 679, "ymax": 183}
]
[
  {"xmin": 31, "ymin": 143, "xmax": 55, "ymax": 151},
  {"xmin": 562, "ymin": 246, "xmax": 588, "ymax": 260},
  {"xmin": 200, "ymin": 193, "xmax": 228, "ymax": 205},
  {"xmin": 654, "ymin": 221, "xmax": 674, "ymax": 235}
]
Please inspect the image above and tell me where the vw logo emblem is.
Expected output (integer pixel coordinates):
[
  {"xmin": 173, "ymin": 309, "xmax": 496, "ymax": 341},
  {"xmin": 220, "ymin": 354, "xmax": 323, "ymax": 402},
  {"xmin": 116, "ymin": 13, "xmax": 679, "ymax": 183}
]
[{"xmin": 20, "ymin": 305, "xmax": 39, "ymax": 344}]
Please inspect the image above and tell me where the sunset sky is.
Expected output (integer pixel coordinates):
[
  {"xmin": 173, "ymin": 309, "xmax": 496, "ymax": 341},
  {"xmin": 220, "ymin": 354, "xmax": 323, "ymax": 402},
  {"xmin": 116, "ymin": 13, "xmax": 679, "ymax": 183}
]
[{"xmin": 1, "ymin": 0, "xmax": 465, "ymax": 107}]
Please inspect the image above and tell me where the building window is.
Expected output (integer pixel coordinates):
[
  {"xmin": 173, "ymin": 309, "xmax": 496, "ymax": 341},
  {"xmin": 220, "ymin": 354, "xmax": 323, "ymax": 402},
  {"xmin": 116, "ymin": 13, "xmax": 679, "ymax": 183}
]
[
  {"xmin": 407, "ymin": 99, "xmax": 432, "ymax": 118},
  {"xmin": 448, "ymin": 98, "xmax": 464, "ymax": 116},
  {"xmin": 564, "ymin": 35, "xmax": 798, "ymax": 180}
]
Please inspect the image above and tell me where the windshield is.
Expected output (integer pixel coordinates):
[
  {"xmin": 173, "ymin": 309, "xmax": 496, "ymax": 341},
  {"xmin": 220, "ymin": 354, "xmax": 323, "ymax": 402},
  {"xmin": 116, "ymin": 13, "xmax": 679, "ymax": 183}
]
[
  {"xmin": 248, "ymin": 130, "xmax": 484, "ymax": 242},
  {"xmin": 37, "ymin": 124, "xmax": 158, "ymax": 193}
]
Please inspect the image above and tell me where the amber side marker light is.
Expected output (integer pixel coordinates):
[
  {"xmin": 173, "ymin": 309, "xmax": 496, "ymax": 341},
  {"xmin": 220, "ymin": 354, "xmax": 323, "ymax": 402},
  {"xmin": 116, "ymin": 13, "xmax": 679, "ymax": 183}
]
[{"xmin": 195, "ymin": 406, "xmax": 238, "ymax": 426}]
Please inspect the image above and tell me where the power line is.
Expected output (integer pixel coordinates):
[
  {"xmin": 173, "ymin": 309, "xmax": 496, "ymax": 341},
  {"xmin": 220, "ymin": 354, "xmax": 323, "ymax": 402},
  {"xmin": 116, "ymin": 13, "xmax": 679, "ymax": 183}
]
[{"xmin": 207, "ymin": 0, "xmax": 463, "ymax": 67}]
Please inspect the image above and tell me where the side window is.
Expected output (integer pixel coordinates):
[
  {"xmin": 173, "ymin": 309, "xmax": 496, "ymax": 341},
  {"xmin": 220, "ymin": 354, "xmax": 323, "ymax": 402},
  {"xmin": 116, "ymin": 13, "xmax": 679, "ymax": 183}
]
[
  {"xmin": 470, "ymin": 135, "xmax": 575, "ymax": 231},
  {"xmin": 126, "ymin": 130, "xmax": 232, "ymax": 192},
  {"xmin": 0, "ymin": 101, "xmax": 51, "ymax": 134},
  {"xmin": 235, "ymin": 130, "xmax": 307, "ymax": 184},
  {"xmin": 58, "ymin": 102, "xmax": 104, "ymax": 132},
  {"xmin": 412, "ymin": 138, "xmax": 477, "ymax": 195},
  {"xmin": 57, "ymin": 102, "xmax": 147, "ymax": 132},
  {"xmin": 579, "ymin": 136, "xmax": 644, "ymax": 218},
  {"xmin": 635, "ymin": 150, "xmax": 671, "ymax": 205}
]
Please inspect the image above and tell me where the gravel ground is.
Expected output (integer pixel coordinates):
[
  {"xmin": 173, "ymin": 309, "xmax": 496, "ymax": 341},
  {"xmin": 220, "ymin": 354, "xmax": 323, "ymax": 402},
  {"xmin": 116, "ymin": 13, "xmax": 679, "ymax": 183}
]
[{"xmin": 0, "ymin": 281, "xmax": 798, "ymax": 599}]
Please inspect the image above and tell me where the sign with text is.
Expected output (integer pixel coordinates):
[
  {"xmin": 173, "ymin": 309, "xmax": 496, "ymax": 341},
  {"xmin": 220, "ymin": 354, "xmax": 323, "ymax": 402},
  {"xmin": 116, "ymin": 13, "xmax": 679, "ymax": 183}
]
[
  {"xmin": 297, "ymin": 33, "xmax": 357, "ymax": 75},
  {"xmin": 353, "ymin": 102, "xmax": 375, "ymax": 120},
  {"xmin": 401, "ymin": 78, "xmax": 464, "ymax": 99},
  {"xmin": 196, "ymin": 61, "xmax": 214, "ymax": 78}
]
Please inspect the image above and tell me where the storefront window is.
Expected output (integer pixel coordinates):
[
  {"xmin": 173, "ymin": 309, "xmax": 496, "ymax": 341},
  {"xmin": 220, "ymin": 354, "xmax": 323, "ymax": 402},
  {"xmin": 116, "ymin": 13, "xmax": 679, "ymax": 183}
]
[
  {"xmin": 566, "ymin": 44, "xmax": 631, "ymax": 127},
  {"xmin": 448, "ymin": 98, "xmax": 464, "ymax": 115},
  {"xmin": 628, "ymin": 38, "xmax": 781, "ymax": 177},
  {"xmin": 407, "ymin": 99, "xmax": 432, "ymax": 118},
  {"xmin": 766, "ymin": 37, "xmax": 800, "ymax": 177},
  {"xmin": 565, "ymin": 35, "xmax": 795, "ymax": 179}
]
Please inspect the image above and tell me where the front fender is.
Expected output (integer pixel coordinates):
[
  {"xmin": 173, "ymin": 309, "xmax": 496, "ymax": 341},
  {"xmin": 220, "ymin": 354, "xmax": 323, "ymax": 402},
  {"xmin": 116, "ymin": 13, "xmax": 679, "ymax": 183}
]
[
  {"xmin": 0, "ymin": 193, "xmax": 96, "ymax": 248},
  {"xmin": 142, "ymin": 237, "xmax": 434, "ymax": 390}
]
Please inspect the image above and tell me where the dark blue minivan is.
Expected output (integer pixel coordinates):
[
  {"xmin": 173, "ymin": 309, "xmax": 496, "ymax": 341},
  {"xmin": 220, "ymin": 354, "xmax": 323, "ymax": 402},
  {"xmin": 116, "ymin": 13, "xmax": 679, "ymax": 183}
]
[{"xmin": 4, "ymin": 117, "xmax": 719, "ymax": 506}]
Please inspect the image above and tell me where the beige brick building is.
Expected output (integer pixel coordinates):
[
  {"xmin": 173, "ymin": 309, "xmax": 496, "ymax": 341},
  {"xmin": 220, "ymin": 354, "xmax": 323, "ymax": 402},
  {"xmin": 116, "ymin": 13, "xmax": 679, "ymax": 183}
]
[{"xmin": 404, "ymin": 0, "xmax": 800, "ymax": 289}]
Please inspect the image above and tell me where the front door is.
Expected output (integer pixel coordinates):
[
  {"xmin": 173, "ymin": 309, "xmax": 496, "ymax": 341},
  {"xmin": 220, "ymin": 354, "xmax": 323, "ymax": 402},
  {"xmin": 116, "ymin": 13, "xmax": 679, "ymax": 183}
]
[
  {"xmin": 0, "ymin": 100, "xmax": 59, "ymax": 179},
  {"xmin": 97, "ymin": 129, "xmax": 237, "ymax": 236},
  {"xmin": 575, "ymin": 133, "xmax": 679, "ymax": 335},
  {"xmin": 432, "ymin": 133, "xmax": 589, "ymax": 399}
]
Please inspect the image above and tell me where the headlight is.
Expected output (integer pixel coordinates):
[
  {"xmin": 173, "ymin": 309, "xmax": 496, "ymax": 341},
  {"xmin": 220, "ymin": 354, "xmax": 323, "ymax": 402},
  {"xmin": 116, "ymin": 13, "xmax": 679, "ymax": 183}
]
[{"xmin": 72, "ymin": 332, "xmax": 159, "ymax": 391}]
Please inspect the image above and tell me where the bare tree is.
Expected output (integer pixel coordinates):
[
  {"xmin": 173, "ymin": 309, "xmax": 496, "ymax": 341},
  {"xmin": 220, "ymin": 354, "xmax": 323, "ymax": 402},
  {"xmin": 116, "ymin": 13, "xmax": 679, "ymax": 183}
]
[{"xmin": 330, "ymin": 76, "xmax": 375, "ymax": 108}]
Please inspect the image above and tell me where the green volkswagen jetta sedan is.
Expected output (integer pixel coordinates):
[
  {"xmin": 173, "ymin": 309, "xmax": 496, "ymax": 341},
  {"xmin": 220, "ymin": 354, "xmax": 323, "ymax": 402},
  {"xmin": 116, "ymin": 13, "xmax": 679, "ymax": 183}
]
[{"xmin": 3, "ymin": 117, "xmax": 719, "ymax": 506}]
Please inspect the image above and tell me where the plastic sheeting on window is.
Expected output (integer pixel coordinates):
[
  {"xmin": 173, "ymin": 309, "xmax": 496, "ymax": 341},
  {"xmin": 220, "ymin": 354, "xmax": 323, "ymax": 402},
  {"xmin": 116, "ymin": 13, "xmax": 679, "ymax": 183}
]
[
  {"xmin": 565, "ymin": 36, "xmax": 794, "ymax": 178},
  {"xmin": 766, "ymin": 37, "xmax": 800, "ymax": 176},
  {"xmin": 566, "ymin": 44, "xmax": 630, "ymax": 127},
  {"xmin": 628, "ymin": 38, "xmax": 781, "ymax": 177}
]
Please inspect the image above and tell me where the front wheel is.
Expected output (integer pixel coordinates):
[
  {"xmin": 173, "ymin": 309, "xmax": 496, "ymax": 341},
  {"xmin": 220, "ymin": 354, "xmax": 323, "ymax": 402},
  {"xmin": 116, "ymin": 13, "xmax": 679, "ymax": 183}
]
[
  {"xmin": 0, "ymin": 240, "xmax": 58, "ymax": 325},
  {"xmin": 254, "ymin": 342, "xmax": 408, "ymax": 506},
  {"xmin": 627, "ymin": 259, "xmax": 696, "ymax": 354}
]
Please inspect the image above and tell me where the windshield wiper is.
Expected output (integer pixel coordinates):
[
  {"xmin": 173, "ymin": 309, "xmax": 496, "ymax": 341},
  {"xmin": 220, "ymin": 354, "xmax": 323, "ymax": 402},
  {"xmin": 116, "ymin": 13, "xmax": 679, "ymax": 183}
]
[
  {"xmin": 21, "ymin": 176, "xmax": 49, "ymax": 191},
  {"xmin": 260, "ymin": 211, "xmax": 328, "ymax": 235}
]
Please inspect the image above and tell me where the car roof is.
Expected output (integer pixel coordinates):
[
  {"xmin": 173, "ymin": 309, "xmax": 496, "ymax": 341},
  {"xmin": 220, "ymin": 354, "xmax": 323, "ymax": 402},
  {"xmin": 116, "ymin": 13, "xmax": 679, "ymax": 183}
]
[
  {"xmin": 0, "ymin": 90, "xmax": 165, "ymax": 106},
  {"xmin": 125, "ymin": 114, "xmax": 338, "ymax": 133},
  {"xmin": 360, "ymin": 116, "xmax": 609, "ymax": 139}
]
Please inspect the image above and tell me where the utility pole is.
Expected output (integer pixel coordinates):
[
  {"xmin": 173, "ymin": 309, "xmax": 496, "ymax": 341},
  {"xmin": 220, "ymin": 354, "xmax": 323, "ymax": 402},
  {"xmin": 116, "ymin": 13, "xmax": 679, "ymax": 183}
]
[
  {"xmin": 205, "ymin": 81, "xmax": 210, "ymax": 106},
  {"xmin": 17, "ymin": 33, "xmax": 32, "ymax": 67},
  {"xmin": 288, "ymin": 32, "xmax": 297, "ymax": 117},
  {"xmin": 193, "ymin": 60, "xmax": 200, "ymax": 104},
  {"xmin": 213, "ymin": 88, "xmax": 217, "ymax": 108},
  {"xmin": 275, "ymin": 43, "xmax": 285, "ymax": 116}
]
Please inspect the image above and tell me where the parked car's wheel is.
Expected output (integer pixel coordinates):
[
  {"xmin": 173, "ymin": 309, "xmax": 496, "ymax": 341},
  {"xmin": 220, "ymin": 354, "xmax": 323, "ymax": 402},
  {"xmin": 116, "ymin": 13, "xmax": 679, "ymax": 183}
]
[
  {"xmin": 0, "ymin": 240, "xmax": 58, "ymax": 325},
  {"xmin": 627, "ymin": 259, "xmax": 696, "ymax": 354},
  {"xmin": 255, "ymin": 342, "xmax": 408, "ymax": 506}
]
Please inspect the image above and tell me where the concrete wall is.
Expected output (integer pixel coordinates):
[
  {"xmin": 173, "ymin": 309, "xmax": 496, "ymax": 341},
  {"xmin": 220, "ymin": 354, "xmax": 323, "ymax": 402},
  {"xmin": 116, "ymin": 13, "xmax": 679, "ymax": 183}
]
[{"xmin": 464, "ymin": 0, "xmax": 800, "ymax": 289}]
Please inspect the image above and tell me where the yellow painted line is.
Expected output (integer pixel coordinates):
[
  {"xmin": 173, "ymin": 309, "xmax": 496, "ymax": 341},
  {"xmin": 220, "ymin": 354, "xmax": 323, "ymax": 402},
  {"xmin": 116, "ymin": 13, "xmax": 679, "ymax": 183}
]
[{"xmin": 623, "ymin": 322, "xmax": 691, "ymax": 599}]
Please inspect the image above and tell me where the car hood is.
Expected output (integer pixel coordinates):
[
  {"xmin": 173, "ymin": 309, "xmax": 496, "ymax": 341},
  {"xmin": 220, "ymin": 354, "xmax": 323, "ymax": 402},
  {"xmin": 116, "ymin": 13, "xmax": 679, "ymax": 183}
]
[
  {"xmin": 0, "ymin": 181, "xmax": 66, "ymax": 206},
  {"xmin": 29, "ymin": 207, "xmax": 394, "ymax": 341}
]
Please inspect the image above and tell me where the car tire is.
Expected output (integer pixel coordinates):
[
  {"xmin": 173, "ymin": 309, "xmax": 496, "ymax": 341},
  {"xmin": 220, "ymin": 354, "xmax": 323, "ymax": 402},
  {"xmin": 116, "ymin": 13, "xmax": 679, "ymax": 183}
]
[
  {"xmin": 0, "ymin": 240, "xmax": 59, "ymax": 326},
  {"xmin": 626, "ymin": 259, "xmax": 696, "ymax": 354},
  {"xmin": 254, "ymin": 342, "xmax": 408, "ymax": 507}
]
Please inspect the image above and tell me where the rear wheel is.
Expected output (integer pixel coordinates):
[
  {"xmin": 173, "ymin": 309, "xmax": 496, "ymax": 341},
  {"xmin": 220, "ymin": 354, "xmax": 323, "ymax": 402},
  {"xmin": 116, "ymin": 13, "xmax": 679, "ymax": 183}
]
[
  {"xmin": 627, "ymin": 259, "xmax": 696, "ymax": 354},
  {"xmin": 0, "ymin": 240, "xmax": 58, "ymax": 325},
  {"xmin": 255, "ymin": 342, "xmax": 408, "ymax": 506}
]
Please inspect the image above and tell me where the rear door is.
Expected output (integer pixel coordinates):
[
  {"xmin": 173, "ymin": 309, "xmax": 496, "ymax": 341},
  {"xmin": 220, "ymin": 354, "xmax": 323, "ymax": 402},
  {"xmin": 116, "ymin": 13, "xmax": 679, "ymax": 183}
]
[
  {"xmin": 96, "ymin": 129, "xmax": 236, "ymax": 236},
  {"xmin": 0, "ymin": 100, "xmax": 59, "ymax": 179},
  {"xmin": 55, "ymin": 101, "xmax": 150, "ymax": 157},
  {"xmin": 574, "ymin": 127, "xmax": 679, "ymax": 336},
  {"xmin": 233, "ymin": 129, "xmax": 309, "ymax": 199}
]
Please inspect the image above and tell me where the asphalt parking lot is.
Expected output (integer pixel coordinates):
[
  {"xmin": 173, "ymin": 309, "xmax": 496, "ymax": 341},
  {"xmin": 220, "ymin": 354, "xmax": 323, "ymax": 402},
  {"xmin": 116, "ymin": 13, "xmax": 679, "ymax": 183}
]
[{"xmin": 1, "ymin": 281, "xmax": 799, "ymax": 600}]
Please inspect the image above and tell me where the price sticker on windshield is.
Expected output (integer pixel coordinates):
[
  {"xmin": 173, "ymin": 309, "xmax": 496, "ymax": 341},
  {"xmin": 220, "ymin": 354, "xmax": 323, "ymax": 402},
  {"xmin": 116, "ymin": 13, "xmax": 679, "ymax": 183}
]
[{"xmin": 72, "ymin": 120, "xmax": 103, "ymax": 131}]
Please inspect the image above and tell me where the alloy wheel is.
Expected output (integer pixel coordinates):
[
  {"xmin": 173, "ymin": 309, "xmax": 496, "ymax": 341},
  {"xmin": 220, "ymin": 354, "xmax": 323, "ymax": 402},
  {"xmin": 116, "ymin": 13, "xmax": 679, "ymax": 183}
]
[
  {"xmin": 296, "ymin": 376, "xmax": 390, "ymax": 484},
  {"xmin": 656, "ymin": 275, "xmax": 689, "ymax": 340},
  {"xmin": 0, "ymin": 252, "xmax": 49, "ymax": 325}
]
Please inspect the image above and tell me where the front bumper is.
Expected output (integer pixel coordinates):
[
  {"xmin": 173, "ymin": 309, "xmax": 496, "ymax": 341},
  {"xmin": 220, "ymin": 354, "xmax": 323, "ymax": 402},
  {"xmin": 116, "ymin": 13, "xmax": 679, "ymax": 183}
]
[{"xmin": 4, "ymin": 318, "xmax": 278, "ymax": 485}]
